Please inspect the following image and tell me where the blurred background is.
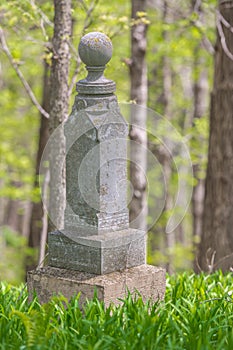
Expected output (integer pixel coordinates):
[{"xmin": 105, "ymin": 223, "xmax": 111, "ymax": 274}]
[{"xmin": 0, "ymin": 0, "xmax": 223, "ymax": 283}]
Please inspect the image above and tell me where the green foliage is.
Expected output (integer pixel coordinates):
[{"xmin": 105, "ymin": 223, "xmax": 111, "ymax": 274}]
[
  {"xmin": 148, "ymin": 237, "xmax": 195, "ymax": 271},
  {"xmin": 0, "ymin": 0, "xmax": 130, "ymax": 205},
  {"xmin": 0, "ymin": 0, "xmax": 219, "ymax": 272},
  {"xmin": 189, "ymin": 116, "xmax": 209, "ymax": 179},
  {"xmin": 0, "ymin": 226, "xmax": 34, "ymax": 284},
  {"xmin": 0, "ymin": 271, "xmax": 233, "ymax": 349},
  {"xmin": 0, "ymin": 0, "xmax": 48, "ymax": 203},
  {"xmin": 145, "ymin": 1, "xmax": 215, "ymax": 269}
]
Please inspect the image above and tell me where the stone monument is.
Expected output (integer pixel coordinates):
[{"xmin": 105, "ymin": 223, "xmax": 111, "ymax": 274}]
[{"xmin": 27, "ymin": 32, "xmax": 165, "ymax": 307}]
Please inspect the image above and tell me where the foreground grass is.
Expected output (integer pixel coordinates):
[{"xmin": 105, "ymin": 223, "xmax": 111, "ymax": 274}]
[{"xmin": 0, "ymin": 271, "xmax": 233, "ymax": 349}]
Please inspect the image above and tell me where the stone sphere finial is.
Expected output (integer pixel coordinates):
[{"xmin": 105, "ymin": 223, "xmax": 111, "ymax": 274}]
[
  {"xmin": 76, "ymin": 32, "xmax": 115, "ymax": 94},
  {"xmin": 78, "ymin": 32, "xmax": 113, "ymax": 67}
]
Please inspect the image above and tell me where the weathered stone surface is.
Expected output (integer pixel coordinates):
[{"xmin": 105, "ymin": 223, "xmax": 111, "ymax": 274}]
[
  {"xmin": 62, "ymin": 33, "xmax": 129, "ymax": 237},
  {"xmin": 64, "ymin": 94, "xmax": 129, "ymax": 236},
  {"xmin": 78, "ymin": 32, "xmax": 112, "ymax": 67},
  {"xmin": 27, "ymin": 265, "xmax": 166, "ymax": 307},
  {"xmin": 77, "ymin": 32, "xmax": 116, "ymax": 95},
  {"xmin": 48, "ymin": 229, "xmax": 146, "ymax": 274}
]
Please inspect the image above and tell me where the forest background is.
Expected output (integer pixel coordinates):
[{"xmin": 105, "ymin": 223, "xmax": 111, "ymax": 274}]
[{"xmin": 0, "ymin": 0, "xmax": 228, "ymax": 284}]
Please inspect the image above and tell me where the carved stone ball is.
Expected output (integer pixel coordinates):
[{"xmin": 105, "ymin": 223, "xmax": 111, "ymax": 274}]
[{"xmin": 78, "ymin": 32, "xmax": 113, "ymax": 67}]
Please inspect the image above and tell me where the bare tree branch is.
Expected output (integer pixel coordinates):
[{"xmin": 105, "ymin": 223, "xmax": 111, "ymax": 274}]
[
  {"xmin": 191, "ymin": 0, "xmax": 215, "ymax": 55},
  {"xmin": 217, "ymin": 9, "xmax": 233, "ymax": 33},
  {"xmin": 214, "ymin": 252, "xmax": 233, "ymax": 270},
  {"xmin": 68, "ymin": 0, "xmax": 98, "ymax": 96},
  {"xmin": 29, "ymin": 0, "xmax": 53, "ymax": 27},
  {"xmin": 0, "ymin": 27, "xmax": 50, "ymax": 119},
  {"xmin": 82, "ymin": 0, "xmax": 99, "ymax": 35},
  {"xmin": 216, "ymin": 10, "xmax": 233, "ymax": 61},
  {"xmin": 201, "ymin": 36, "xmax": 215, "ymax": 55},
  {"xmin": 68, "ymin": 41, "xmax": 82, "ymax": 96},
  {"xmin": 38, "ymin": 168, "xmax": 50, "ymax": 268},
  {"xmin": 193, "ymin": 0, "xmax": 202, "ymax": 13},
  {"xmin": 28, "ymin": 0, "xmax": 53, "ymax": 42},
  {"xmin": 68, "ymin": 65, "xmax": 81, "ymax": 97},
  {"xmin": 78, "ymin": 0, "xmax": 88, "ymax": 13}
]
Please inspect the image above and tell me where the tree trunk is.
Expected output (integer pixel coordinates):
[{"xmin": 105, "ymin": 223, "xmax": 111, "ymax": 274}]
[
  {"xmin": 192, "ymin": 64, "xmax": 208, "ymax": 236},
  {"xmin": 129, "ymin": 0, "xmax": 148, "ymax": 231},
  {"xmin": 48, "ymin": 0, "xmax": 72, "ymax": 230},
  {"xmin": 4, "ymin": 197, "xmax": 21, "ymax": 232},
  {"xmin": 28, "ymin": 61, "xmax": 50, "ymax": 250},
  {"xmin": 198, "ymin": 0, "xmax": 233, "ymax": 271},
  {"xmin": 160, "ymin": 0, "xmax": 175, "ymax": 273},
  {"xmin": 24, "ymin": 61, "xmax": 50, "ymax": 272},
  {"xmin": 191, "ymin": 0, "xmax": 209, "ymax": 253},
  {"xmin": 192, "ymin": 63, "xmax": 208, "ymax": 272},
  {"xmin": 3, "ymin": 182, "xmax": 30, "ymax": 236}
]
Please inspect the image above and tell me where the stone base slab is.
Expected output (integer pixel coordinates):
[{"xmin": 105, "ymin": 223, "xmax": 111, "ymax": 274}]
[
  {"xmin": 27, "ymin": 265, "xmax": 166, "ymax": 307},
  {"xmin": 48, "ymin": 229, "xmax": 145, "ymax": 274}
]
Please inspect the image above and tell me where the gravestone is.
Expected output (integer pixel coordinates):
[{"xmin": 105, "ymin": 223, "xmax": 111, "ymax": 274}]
[{"xmin": 27, "ymin": 32, "xmax": 165, "ymax": 307}]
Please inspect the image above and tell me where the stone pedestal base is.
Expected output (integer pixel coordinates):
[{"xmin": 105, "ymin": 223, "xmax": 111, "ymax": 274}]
[
  {"xmin": 27, "ymin": 265, "xmax": 166, "ymax": 307},
  {"xmin": 48, "ymin": 229, "xmax": 145, "ymax": 274}
]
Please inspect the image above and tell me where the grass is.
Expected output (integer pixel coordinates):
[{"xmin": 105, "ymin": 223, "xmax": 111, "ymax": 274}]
[{"xmin": 0, "ymin": 271, "xmax": 233, "ymax": 349}]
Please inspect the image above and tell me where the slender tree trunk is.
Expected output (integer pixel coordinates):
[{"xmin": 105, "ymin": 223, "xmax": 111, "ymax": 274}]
[
  {"xmin": 4, "ymin": 196, "xmax": 21, "ymax": 232},
  {"xmin": 161, "ymin": 0, "xmax": 175, "ymax": 273},
  {"xmin": 129, "ymin": 0, "xmax": 148, "ymax": 231},
  {"xmin": 48, "ymin": 0, "xmax": 72, "ymax": 231},
  {"xmin": 191, "ymin": 0, "xmax": 209, "ymax": 252},
  {"xmin": 28, "ymin": 61, "xmax": 50, "ymax": 250},
  {"xmin": 25, "ymin": 62, "xmax": 50, "ymax": 272},
  {"xmin": 3, "ymin": 182, "xmax": 29, "ymax": 235},
  {"xmin": 177, "ymin": 64, "xmax": 194, "ymax": 248},
  {"xmin": 192, "ymin": 63, "xmax": 208, "ymax": 271},
  {"xmin": 28, "ymin": 1, "xmax": 72, "ymax": 270},
  {"xmin": 198, "ymin": 0, "xmax": 233, "ymax": 271},
  {"xmin": 192, "ymin": 62, "xmax": 208, "ymax": 236}
]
